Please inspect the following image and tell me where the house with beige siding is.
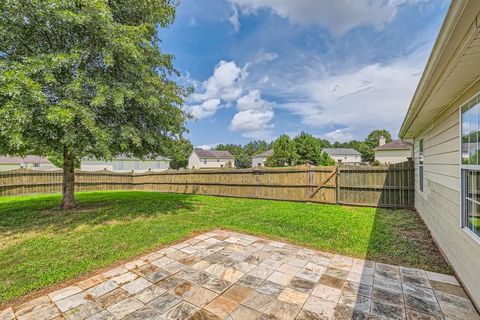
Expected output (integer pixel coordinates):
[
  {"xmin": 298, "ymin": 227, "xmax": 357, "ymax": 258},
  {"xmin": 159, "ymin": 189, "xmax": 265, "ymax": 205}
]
[
  {"xmin": 80, "ymin": 155, "xmax": 170, "ymax": 173},
  {"xmin": 0, "ymin": 156, "xmax": 57, "ymax": 171},
  {"xmin": 375, "ymin": 139, "xmax": 412, "ymax": 164},
  {"xmin": 322, "ymin": 148, "xmax": 361, "ymax": 165},
  {"xmin": 188, "ymin": 149, "xmax": 234, "ymax": 169},
  {"xmin": 399, "ymin": 0, "xmax": 480, "ymax": 309},
  {"xmin": 252, "ymin": 150, "xmax": 273, "ymax": 167}
]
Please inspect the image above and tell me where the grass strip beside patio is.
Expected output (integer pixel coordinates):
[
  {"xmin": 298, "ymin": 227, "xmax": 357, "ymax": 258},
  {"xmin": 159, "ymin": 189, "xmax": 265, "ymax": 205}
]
[{"xmin": 0, "ymin": 191, "xmax": 450, "ymax": 305}]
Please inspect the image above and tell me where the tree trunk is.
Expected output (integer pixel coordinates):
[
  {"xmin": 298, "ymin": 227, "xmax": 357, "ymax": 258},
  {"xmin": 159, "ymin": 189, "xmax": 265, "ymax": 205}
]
[{"xmin": 61, "ymin": 148, "xmax": 76, "ymax": 210}]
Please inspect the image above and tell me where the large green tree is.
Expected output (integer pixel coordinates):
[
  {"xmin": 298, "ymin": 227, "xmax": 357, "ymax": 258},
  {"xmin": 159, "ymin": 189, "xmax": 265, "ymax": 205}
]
[
  {"xmin": 243, "ymin": 140, "xmax": 270, "ymax": 156},
  {"xmin": 293, "ymin": 132, "xmax": 323, "ymax": 165},
  {"xmin": 266, "ymin": 134, "xmax": 298, "ymax": 167},
  {"xmin": 0, "ymin": 0, "xmax": 189, "ymax": 209},
  {"xmin": 168, "ymin": 137, "xmax": 193, "ymax": 170},
  {"xmin": 360, "ymin": 129, "xmax": 393, "ymax": 162}
]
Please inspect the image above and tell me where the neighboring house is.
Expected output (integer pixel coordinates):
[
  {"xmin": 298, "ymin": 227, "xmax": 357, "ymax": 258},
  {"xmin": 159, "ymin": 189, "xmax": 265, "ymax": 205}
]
[
  {"xmin": 375, "ymin": 139, "xmax": 413, "ymax": 164},
  {"xmin": 0, "ymin": 156, "xmax": 56, "ymax": 171},
  {"xmin": 399, "ymin": 0, "xmax": 480, "ymax": 308},
  {"xmin": 251, "ymin": 150, "xmax": 273, "ymax": 167},
  {"xmin": 188, "ymin": 149, "xmax": 234, "ymax": 169},
  {"xmin": 80, "ymin": 155, "xmax": 170, "ymax": 173},
  {"xmin": 322, "ymin": 148, "xmax": 361, "ymax": 165}
]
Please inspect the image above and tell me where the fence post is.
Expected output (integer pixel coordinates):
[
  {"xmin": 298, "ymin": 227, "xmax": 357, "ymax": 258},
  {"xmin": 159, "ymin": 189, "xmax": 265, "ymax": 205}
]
[{"xmin": 335, "ymin": 165, "xmax": 339, "ymax": 205}]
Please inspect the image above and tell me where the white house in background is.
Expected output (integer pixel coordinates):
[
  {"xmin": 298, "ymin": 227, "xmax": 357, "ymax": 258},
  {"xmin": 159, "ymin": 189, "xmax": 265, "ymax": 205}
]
[
  {"xmin": 188, "ymin": 149, "xmax": 234, "ymax": 169},
  {"xmin": 399, "ymin": 0, "xmax": 480, "ymax": 308},
  {"xmin": 374, "ymin": 139, "xmax": 413, "ymax": 164},
  {"xmin": 251, "ymin": 150, "xmax": 273, "ymax": 167},
  {"xmin": 80, "ymin": 155, "xmax": 170, "ymax": 173},
  {"xmin": 322, "ymin": 148, "xmax": 361, "ymax": 165},
  {"xmin": 0, "ymin": 156, "xmax": 57, "ymax": 171}
]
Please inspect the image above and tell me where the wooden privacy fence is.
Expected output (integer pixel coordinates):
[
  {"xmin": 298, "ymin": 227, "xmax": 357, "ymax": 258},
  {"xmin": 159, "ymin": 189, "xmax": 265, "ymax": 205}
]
[{"xmin": 0, "ymin": 161, "xmax": 414, "ymax": 208}]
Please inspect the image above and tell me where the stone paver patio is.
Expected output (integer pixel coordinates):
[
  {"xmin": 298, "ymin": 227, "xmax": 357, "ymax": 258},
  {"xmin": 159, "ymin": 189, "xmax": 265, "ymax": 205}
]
[{"xmin": 1, "ymin": 230, "xmax": 479, "ymax": 320}]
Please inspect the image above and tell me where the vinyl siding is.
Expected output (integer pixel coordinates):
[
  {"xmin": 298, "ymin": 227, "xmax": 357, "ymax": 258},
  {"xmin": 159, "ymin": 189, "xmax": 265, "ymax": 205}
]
[
  {"xmin": 413, "ymin": 80, "xmax": 480, "ymax": 307},
  {"xmin": 375, "ymin": 149, "xmax": 411, "ymax": 164}
]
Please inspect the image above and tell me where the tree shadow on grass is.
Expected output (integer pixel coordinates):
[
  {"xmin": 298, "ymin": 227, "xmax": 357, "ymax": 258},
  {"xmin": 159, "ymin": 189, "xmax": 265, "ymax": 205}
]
[{"xmin": 0, "ymin": 191, "xmax": 197, "ymax": 236}]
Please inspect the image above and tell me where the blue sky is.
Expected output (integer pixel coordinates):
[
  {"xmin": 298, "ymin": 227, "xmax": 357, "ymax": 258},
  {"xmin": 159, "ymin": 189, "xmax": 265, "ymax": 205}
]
[{"xmin": 159, "ymin": 0, "xmax": 450, "ymax": 148}]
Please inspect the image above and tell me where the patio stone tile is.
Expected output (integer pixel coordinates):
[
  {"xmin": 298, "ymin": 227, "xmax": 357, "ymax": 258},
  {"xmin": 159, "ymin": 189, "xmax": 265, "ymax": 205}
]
[
  {"xmin": 346, "ymin": 272, "xmax": 373, "ymax": 286},
  {"xmin": 372, "ymin": 275, "xmax": 402, "ymax": 293},
  {"xmin": 121, "ymin": 277, "xmax": 152, "ymax": 295},
  {"xmin": 232, "ymin": 261, "xmax": 256, "ymax": 273},
  {"xmin": 259, "ymin": 259, "xmax": 283, "ymax": 270},
  {"xmin": 107, "ymin": 297, "xmax": 144, "ymax": 319},
  {"xmin": 256, "ymin": 280, "xmax": 284, "ymax": 296},
  {"xmin": 63, "ymin": 301, "xmax": 102, "ymax": 320},
  {"xmin": 148, "ymin": 293, "xmax": 181, "ymax": 314},
  {"xmin": 337, "ymin": 292, "xmax": 371, "ymax": 313},
  {"xmin": 286, "ymin": 258, "xmax": 309, "ymax": 269},
  {"xmin": 371, "ymin": 287, "xmax": 403, "ymax": 305},
  {"xmin": 436, "ymin": 291, "xmax": 480, "ymax": 320},
  {"xmin": 178, "ymin": 255, "xmax": 201, "ymax": 266},
  {"xmin": 400, "ymin": 267, "xmax": 428, "ymax": 279},
  {"xmin": 85, "ymin": 310, "xmax": 115, "ymax": 320},
  {"xmin": 202, "ymin": 275, "xmax": 232, "ymax": 293},
  {"xmin": 167, "ymin": 250, "xmax": 189, "ymax": 261},
  {"xmin": 311, "ymin": 284, "xmax": 342, "ymax": 303},
  {"xmin": 144, "ymin": 270, "xmax": 170, "ymax": 283},
  {"xmin": 152, "ymin": 257, "xmax": 176, "ymax": 269},
  {"xmin": 135, "ymin": 285, "xmax": 166, "ymax": 304},
  {"xmin": 111, "ymin": 272, "xmax": 137, "ymax": 285},
  {"xmin": 333, "ymin": 304, "xmax": 369, "ymax": 320},
  {"xmin": 370, "ymin": 300, "xmax": 405, "ymax": 320},
  {"xmin": 405, "ymin": 308, "xmax": 444, "ymax": 320},
  {"xmin": 172, "ymin": 282, "xmax": 218, "ymax": 307},
  {"xmin": 55, "ymin": 292, "xmax": 89, "ymax": 313},
  {"xmin": 248, "ymin": 266, "xmax": 274, "ymax": 280},
  {"xmin": 222, "ymin": 285, "xmax": 252, "ymax": 303},
  {"xmin": 318, "ymin": 275, "xmax": 347, "ymax": 290},
  {"xmin": 191, "ymin": 260, "xmax": 213, "ymax": 271},
  {"xmin": 430, "ymin": 280, "xmax": 469, "ymax": 299},
  {"xmin": 375, "ymin": 262, "xmax": 400, "ymax": 274},
  {"xmin": 102, "ymin": 267, "xmax": 128, "ymax": 279},
  {"xmin": 303, "ymin": 262, "xmax": 326, "ymax": 275},
  {"xmin": 16, "ymin": 301, "xmax": 60, "ymax": 320},
  {"xmin": 267, "ymin": 271, "xmax": 294, "ymax": 286},
  {"xmin": 121, "ymin": 306, "xmax": 165, "ymax": 320},
  {"xmin": 426, "ymin": 271, "xmax": 460, "ymax": 286},
  {"xmin": 0, "ymin": 308, "xmax": 14, "ymax": 320},
  {"xmin": 142, "ymin": 252, "xmax": 164, "ymax": 262},
  {"xmin": 77, "ymin": 276, "xmax": 105, "ymax": 291},
  {"xmin": 309, "ymin": 255, "xmax": 332, "ymax": 267},
  {"xmin": 343, "ymin": 281, "xmax": 372, "ymax": 298},
  {"xmin": 86, "ymin": 281, "xmax": 118, "ymax": 298},
  {"xmin": 404, "ymin": 293, "xmax": 442, "ymax": 317},
  {"xmin": 264, "ymin": 300, "xmax": 301, "ymax": 320},
  {"xmin": 156, "ymin": 276, "xmax": 184, "ymax": 290},
  {"xmin": 277, "ymin": 263, "xmax": 302, "ymax": 275},
  {"xmin": 351, "ymin": 259, "xmax": 375, "ymax": 276},
  {"xmin": 324, "ymin": 268, "xmax": 349, "ymax": 280},
  {"xmin": 205, "ymin": 296, "xmax": 238, "ymax": 318},
  {"xmin": 124, "ymin": 259, "xmax": 146, "ymax": 270},
  {"xmin": 96, "ymin": 288, "xmax": 130, "ymax": 308},
  {"xmin": 236, "ymin": 274, "xmax": 264, "ymax": 289},
  {"xmin": 303, "ymin": 296, "xmax": 336, "ymax": 318},
  {"xmin": 15, "ymin": 296, "xmax": 51, "ymax": 315},
  {"xmin": 402, "ymin": 282, "xmax": 437, "ymax": 302},
  {"xmin": 402, "ymin": 274, "xmax": 432, "ymax": 288},
  {"xmin": 204, "ymin": 253, "xmax": 229, "ymax": 263},
  {"xmin": 295, "ymin": 309, "xmax": 326, "ymax": 320},
  {"xmin": 49, "ymin": 286, "xmax": 83, "ymax": 302},
  {"xmin": 288, "ymin": 276, "xmax": 316, "ymax": 293},
  {"xmin": 228, "ymin": 305, "xmax": 262, "ymax": 320},
  {"xmin": 277, "ymin": 287, "xmax": 309, "ymax": 305},
  {"xmin": 162, "ymin": 261, "xmax": 187, "ymax": 274},
  {"xmin": 242, "ymin": 291, "xmax": 276, "ymax": 313},
  {"xmin": 329, "ymin": 255, "xmax": 353, "ymax": 272},
  {"xmin": 189, "ymin": 309, "xmax": 221, "ymax": 320},
  {"xmin": 131, "ymin": 263, "xmax": 158, "ymax": 276},
  {"xmin": 163, "ymin": 301, "xmax": 198, "ymax": 320}
]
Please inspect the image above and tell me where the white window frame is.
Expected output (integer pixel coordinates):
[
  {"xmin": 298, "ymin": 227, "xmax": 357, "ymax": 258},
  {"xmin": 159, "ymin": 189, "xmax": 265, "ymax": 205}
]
[
  {"xmin": 418, "ymin": 138, "xmax": 424, "ymax": 193},
  {"xmin": 460, "ymin": 92, "xmax": 480, "ymax": 242}
]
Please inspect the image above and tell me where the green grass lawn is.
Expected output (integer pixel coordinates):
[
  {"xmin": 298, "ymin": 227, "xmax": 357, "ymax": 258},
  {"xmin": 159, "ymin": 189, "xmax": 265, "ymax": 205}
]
[{"xmin": 0, "ymin": 191, "xmax": 450, "ymax": 306}]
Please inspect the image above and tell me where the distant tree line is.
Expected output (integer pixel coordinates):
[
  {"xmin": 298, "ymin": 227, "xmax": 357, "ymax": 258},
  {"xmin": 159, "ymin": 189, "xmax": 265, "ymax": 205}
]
[{"xmin": 213, "ymin": 129, "xmax": 393, "ymax": 168}]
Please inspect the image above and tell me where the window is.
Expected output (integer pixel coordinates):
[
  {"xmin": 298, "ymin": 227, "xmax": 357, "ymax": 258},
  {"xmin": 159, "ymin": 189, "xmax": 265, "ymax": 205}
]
[
  {"xmin": 33, "ymin": 163, "xmax": 40, "ymax": 168},
  {"xmin": 203, "ymin": 158, "xmax": 207, "ymax": 164},
  {"xmin": 461, "ymin": 94, "xmax": 480, "ymax": 239},
  {"xmin": 419, "ymin": 139, "xmax": 424, "ymax": 192}
]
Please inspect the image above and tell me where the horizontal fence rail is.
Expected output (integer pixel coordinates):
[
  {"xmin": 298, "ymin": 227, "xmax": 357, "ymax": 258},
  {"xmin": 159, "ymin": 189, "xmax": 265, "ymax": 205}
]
[{"xmin": 0, "ymin": 161, "xmax": 414, "ymax": 208}]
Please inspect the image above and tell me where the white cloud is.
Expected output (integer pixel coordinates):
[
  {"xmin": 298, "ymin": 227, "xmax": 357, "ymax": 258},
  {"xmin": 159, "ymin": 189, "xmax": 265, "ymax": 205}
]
[
  {"xmin": 229, "ymin": 90, "xmax": 275, "ymax": 139},
  {"xmin": 229, "ymin": 6, "xmax": 240, "ymax": 31},
  {"xmin": 186, "ymin": 60, "xmax": 248, "ymax": 119},
  {"xmin": 229, "ymin": 0, "xmax": 426, "ymax": 36},
  {"xmin": 279, "ymin": 54, "xmax": 423, "ymax": 139},
  {"xmin": 196, "ymin": 144, "xmax": 218, "ymax": 150},
  {"xmin": 324, "ymin": 129, "xmax": 354, "ymax": 142}
]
